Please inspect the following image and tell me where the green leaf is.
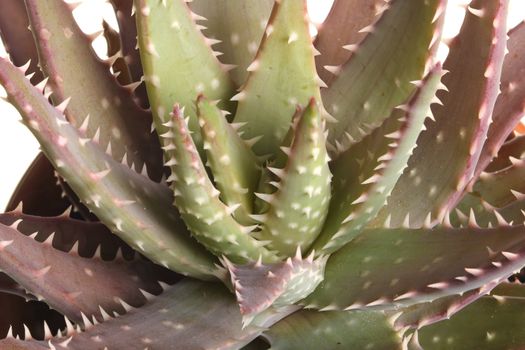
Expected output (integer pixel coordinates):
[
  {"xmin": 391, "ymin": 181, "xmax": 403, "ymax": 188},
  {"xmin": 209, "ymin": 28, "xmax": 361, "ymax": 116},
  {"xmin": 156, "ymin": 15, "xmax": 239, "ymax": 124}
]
[
  {"xmin": 312, "ymin": 65, "xmax": 443, "ymax": 254},
  {"xmin": 197, "ymin": 96, "xmax": 261, "ymax": 226},
  {"xmin": 473, "ymin": 157, "xmax": 525, "ymax": 207},
  {"xmin": 323, "ymin": 0, "xmax": 444, "ymax": 152},
  {"xmin": 305, "ymin": 225, "xmax": 525, "ymax": 311},
  {"xmin": 394, "ymin": 283, "xmax": 500, "ymax": 330},
  {"xmin": 0, "ymin": 57, "xmax": 217, "ymax": 280},
  {"xmin": 189, "ymin": 0, "xmax": 274, "ymax": 86},
  {"xmin": 134, "ymin": 0, "xmax": 235, "ymax": 152},
  {"xmin": 254, "ymin": 99, "xmax": 331, "ymax": 256},
  {"xmin": 377, "ymin": 0, "xmax": 509, "ymax": 227},
  {"xmin": 415, "ymin": 283, "xmax": 525, "ymax": 350},
  {"xmin": 264, "ymin": 309, "xmax": 403, "ymax": 350},
  {"xmin": 232, "ymin": 0, "xmax": 321, "ymax": 158},
  {"xmin": 164, "ymin": 105, "xmax": 278, "ymax": 264}
]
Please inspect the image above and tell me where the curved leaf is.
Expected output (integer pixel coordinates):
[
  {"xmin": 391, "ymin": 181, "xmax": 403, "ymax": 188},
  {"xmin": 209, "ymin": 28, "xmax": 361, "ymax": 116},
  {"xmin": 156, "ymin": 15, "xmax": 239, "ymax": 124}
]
[
  {"xmin": 305, "ymin": 225, "xmax": 525, "ymax": 311},
  {"xmin": 0, "ymin": 57, "xmax": 218, "ymax": 279},
  {"xmin": 314, "ymin": 0, "xmax": 384, "ymax": 86},
  {"xmin": 0, "ymin": 280, "xmax": 274, "ymax": 350},
  {"xmin": 25, "ymin": 0, "xmax": 162, "ymax": 178},
  {"xmin": 378, "ymin": 0, "xmax": 509, "ymax": 227},
  {"xmin": 232, "ymin": 0, "xmax": 321, "ymax": 158},
  {"xmin": 415, "ymin": 283, "xmax": 525, "ymax": 350},
  {"xmin": 189, "ymin": 0, "xmax": 274, "ymax": 86},
  {"xmin": 264, "ymin": 309, "xmax": 403, "ymax": 350},
  {"xmin": 323, "ymin": 0, "xmax": 444, "ymax": 152}
]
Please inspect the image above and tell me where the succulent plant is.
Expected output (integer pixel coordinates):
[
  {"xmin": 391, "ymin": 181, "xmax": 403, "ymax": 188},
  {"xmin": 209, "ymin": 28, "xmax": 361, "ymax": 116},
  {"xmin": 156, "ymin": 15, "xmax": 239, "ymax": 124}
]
[{"xmin": 0, "ymin": 0, "xmax": 525, "ymax": 348}]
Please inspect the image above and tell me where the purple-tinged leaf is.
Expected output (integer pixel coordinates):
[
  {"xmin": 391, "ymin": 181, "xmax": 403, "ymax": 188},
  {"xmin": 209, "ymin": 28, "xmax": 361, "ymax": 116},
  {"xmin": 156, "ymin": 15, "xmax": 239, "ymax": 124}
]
[
  {"xmin": 25, "ymin": 0, "xmax": 162, "ymax": 179},
  {"xmin": 0, "ymin": 294, "xmax": 65, "ymax": 342},
  {"xmin": 4, "ymin": 153, "xmax": 69, "ymax": 216},
  {"xmin": 109, "ymin": 0, "xmax": 143, "ymax": 83},
  {"xmin": 0, "ymin": 0, "xmax": 43, "ymax": 84},
  {"xmin": 102, "ymin": 20, "xmax": 133, "ymax": 86},
  {"xmin": 314, "ymin": 0, "xmax": 384, "ymax": 86},
  {"xmin": 0, "ymin": 57, "xmax": 217, "ymax": 279},
  {"xmin": 108, "ymin": 0, "xmax": 149, "ymax": 108},
  {"xmin": 377, "ymin": 0, "xmax": 509, "ymax": 227},
  {"xmin": 0, "ymin": 222, "xmax": 172, "ymax": 324},
  {"xmin": 0, "ymin": 280, "xmax": 275, "ymax": 350},
  {"xmin": 224, "ymin": 250, "xmax": 326, "ymax": 321},
  {"xmin": 485, "ymin": 134, "xmax": 525, "ymax": 172},
  {"xmin": 0, "ymin": 274, "xmax": 33, "ymax": 301},
  {"xmin": 0, "ymin": 212, "xmax": 134, "ymax": 260},
  {"xmin": 474, "ymin": 21, "xmax": 525, "ymax": 179}
]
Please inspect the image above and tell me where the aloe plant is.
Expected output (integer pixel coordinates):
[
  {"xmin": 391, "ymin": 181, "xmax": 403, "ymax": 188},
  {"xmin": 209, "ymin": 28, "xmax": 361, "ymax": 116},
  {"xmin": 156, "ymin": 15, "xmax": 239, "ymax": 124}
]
[{"xmin": 0, "ymin": 0, "xmax": 525, "ymax": 348}]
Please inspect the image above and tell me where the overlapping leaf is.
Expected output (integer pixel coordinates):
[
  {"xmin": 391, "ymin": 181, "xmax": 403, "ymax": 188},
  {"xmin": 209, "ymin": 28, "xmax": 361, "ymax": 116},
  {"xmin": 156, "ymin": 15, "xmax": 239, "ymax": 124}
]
[{"xmin": 377, "ymin": 0, "xmax": 509, "ymax": 227}]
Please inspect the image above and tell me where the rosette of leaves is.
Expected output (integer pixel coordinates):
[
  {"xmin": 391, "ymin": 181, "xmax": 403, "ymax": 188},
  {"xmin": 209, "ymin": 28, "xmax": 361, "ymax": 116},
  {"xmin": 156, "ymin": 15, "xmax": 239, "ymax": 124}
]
[{"xmin": 0, "ymin": 0, "xmax": 525, "ymax": 349}]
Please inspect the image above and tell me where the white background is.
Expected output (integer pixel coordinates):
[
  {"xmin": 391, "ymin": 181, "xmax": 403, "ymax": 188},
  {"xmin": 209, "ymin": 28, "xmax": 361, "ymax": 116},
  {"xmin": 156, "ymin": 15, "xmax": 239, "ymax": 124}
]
[{"xmin": 0, "ymin": 0, "xmax": 524, "ymax": 209}]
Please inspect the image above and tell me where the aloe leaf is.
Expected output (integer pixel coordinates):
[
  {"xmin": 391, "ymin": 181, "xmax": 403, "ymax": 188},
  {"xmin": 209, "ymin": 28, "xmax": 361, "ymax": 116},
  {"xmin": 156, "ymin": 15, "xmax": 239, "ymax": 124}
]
[
  {"xmin": 0, "ymin": 274, "xmax": 32, "ymax": 301},
  {"xmin": 102, "ymin": 20, "xmax": 133, "ymax": 86},
  {"xmin": 164, "ymin": 105, "xmax": 278, "ymax": 264},
  {"xmin": 312, "ymin": 65, "xmax": 443, "ymax": 254},
  {"xmin": 0, "ymin": 280, "xmax": 272, "ymax": 349},
  {"xmin": 189, "ymin": 0, "xmax": 274, "ymax": 86},
  {"xmin": 25, "ymin": 0, "xmax": 162, "ymax": 178},
  {"xmin": 323, "ymin": 0, "xmax": 445, "ymax": 153},
  {"xmin": 314, "ymin": 0, "xmax": 384, "ymax": 86},
  {"xmin": 0, "ymin": 295, "xmax": 65, "ymax": 342},
  {"xmin": 473, "ymin": 158, "xmax": 525, "ymax": 207},
  {"xmin": 413, "ymin": 283, "xmax": 525, "ymax": 349},
  {"xmin": 475, "ymin": 21, "xmax": 525, "ymax": 178},
  {"xmin": 232, "ymin": 0, "xmax": 321, "ymax": 158},
  {"xmin": 0, "ymin": 221, "xmax": 173, "ymax": 324},
  {"xmin": 108, "ymin": 0, "xmax": 149, "ymax": 108},
  {"xmin": 264, "ymin": 309, "xmax": 403, "ymax": 350},
  {"xmin": 4, "ymin": 153, "xmax": 69, "ymax": 216},
  {"xmin": 197, "ymin": 96, "xmax": 261, "ymax": 226},
  {"xmin": 224, "ymin": 250, "xmax": 327, "ymax": 322},
  {"xmin": 377, "ymin": 0, "xmax": 509, "ymax": 227},
  {"xmin": 0, "ymin": 0, "xmax": 44, "ymax": 84},
  {"xmin": 305, "ymin": 225, "xmax": 525, "ymax": 311},
  {"xmin": 253, "ymin": 99, "xmax": 331, "ymax": 256},
  {"xmin": 0, "ymin": 57, "xmax": 217, "ymax": 280},
  {"xmin": 135, "ymin": 0, "xmax": 235, "ymax": 152},
  {"xmin": 394, "ymin": 281, "xmax": 501, "ymax": 330},
  {"xmin": 485, "ymin": 134, "xmax": 525, "ymax": 172},
  {"xmin": 449, "ymin": 192, "xmax": 499, "ymax": 228},
  {"xmin": 109, "ymin": 0, "xmax": 143, "ymax": 83},
  {"xmin": 0, "ymin": 211, "xmax": 134, "ymax": 260}
]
